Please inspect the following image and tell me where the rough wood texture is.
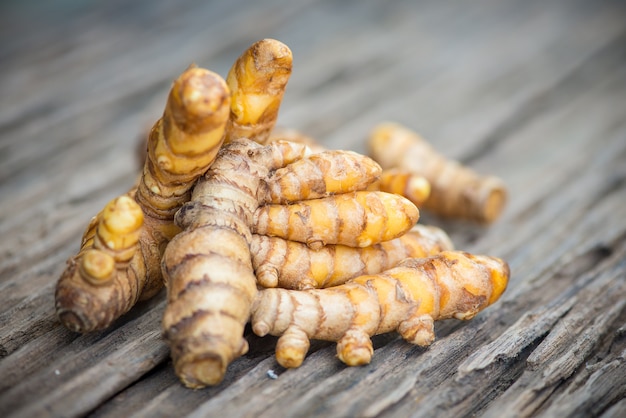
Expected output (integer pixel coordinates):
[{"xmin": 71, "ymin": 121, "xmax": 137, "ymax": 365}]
[{"xmin": 1, "ymin": 0, "xmax": 625, "ymax": 416}]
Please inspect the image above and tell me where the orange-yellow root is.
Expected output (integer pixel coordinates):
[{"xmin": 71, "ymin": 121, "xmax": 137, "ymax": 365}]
[
  {"xmin": 56, "ymin": 67, "xmax": 230, "ymax": 332},
  {"xmin": 161, "ymin": 138, "xmax": 308, "ymax": 388},
  {"xmin": 253, "ymin": 191, "xmax": 419, "ymax": 250},
  {"xmin": 260, "ymin": 150, "xmax": 382, "ymax": 204},
  {"xmin": 251, "ymin": 224, "xmax": 453, "ymax": 289},
  {"xmin": 225, "ymin": 39, "xmax": 292, "ymax": 144},
  {"xmin": 368, "ymin": 168, "xmax": 431, "ymax": 208},
  {"xmin": 368, "ymin": 122, "xmax": 507, "ymax": 223},
  {"xmin": 56, "ymin": 196, "xmax": 146, "ymax": 332},
  {"xmin": 251, "ymin": 251, "xmax": 509, "ymax": 368}
]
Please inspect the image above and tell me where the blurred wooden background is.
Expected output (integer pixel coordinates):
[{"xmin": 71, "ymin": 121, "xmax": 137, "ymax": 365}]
[{"xmin": 1, "ymin": 0, "xmax": 625, "ymax": 416}]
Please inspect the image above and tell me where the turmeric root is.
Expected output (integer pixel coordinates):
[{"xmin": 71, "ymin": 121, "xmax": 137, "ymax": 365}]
[
  {"xmin": 225, "ymin": 39, "xmax": 292, "ymax": 144},
  {"xmin": 56, "ymin": 66, "xmax": 230, "ymax": 332},
  {"xmin": 251, "ymin": 224, "xmax": 453, "ymax": 290},
  {"xmin": 55, "ymin": 196, "xmax": 146, "ymax": 331},
  {"xmin": 161, "ymin": 138, "xmax": 309, "ymax": 388},
  {"xmin": 259, "ymin": 150, "xmax": 382, "ymax": 204},
  {"xmin": 161, "ymin": 135, "xmax": 413, "ymax": 387},
  {"xmin": 368, "ymin": 168, "xmax": 431, "ymax": 208},
  {"xmin": 251, "ymin": 251, "xmax": 509, "ymax": 368},
  {"xmin": 368, "ymin": 122, "xmax": 507, "ymax": 223},
  {"xmin": 266, "ymin": 129, "xmax": 432, "ymax": 207},
  {"xmin": 253, "ymin": 191, "xmax": 419, "ymax": 249}
]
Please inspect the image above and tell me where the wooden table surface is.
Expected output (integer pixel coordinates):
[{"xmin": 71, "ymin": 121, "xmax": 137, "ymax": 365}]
[{"xmin": 1, "ymin": 0, "xmax": 625, "ymax": 417}]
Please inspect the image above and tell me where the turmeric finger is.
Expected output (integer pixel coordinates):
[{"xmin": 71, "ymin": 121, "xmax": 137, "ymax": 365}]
[
  {"xmin": 56, "ymin": 67, "xmax": 230, "ymax": 332},
  {"xmin": 252, "ymin": 191, "xmax": 419, "ymax": 249},
  {"xmin": 56, "ymin": 196, "xmax": 146, "ymax": 332},
  {"xmin": 368, "ymin": 168, "xmax": 431, "ymax": 208},
  {"xmin": 260, "ymin": 150, "xmax": 382, "ymax": 204},
  {"xmin": 225, "ymin": 39, "xmax": 292, "ymax": 144},
  {"xmin": 162, "ymin": 138, "xmax": 308, "ymax": 388},
  {"xmin": 251, "ymin": 251, "xmax": 509, "ymax": 368},
  {"xmin": 138, "ymin": 66, "xmax": 231, "ymax": 218},
  {"xmin": 251, "ymin": 224, "xmax": 453, "ymax": 289},
  {"xmin": 368, "ymin": 122, "xmax": 507, "ymax": 223}
]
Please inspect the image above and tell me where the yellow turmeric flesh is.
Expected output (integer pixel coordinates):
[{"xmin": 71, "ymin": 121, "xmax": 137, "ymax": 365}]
[
  {"xmin": 225, "ymin": 39, "xmax": 292, "ymax": 144},
  {"xmin": 253, "ymin": 191, "xmax": 419, "ymax": 250},
  {"xmin": 55, "ymin": 67, "xmax": 230, "ymax": 332},
  {"xmin": 251, "ymin": 224, "xmax": 453, "ymax": 289},
  {"xmin": 368, "ymin": 122, "xmax": 507, "ymax": 223},
  {"xmin": 251, "ymin": 251, "xmax": 509, "ymax": 368}
]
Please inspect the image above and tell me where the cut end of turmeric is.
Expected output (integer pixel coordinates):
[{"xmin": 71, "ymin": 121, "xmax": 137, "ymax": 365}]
[{"xmin": 476, "ymin": 178, "xmax": 508, "ymax": 223}]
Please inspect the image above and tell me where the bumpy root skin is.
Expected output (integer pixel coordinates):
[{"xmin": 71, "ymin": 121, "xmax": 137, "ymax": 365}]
[
  {"xmin": 251, "ymin": 224, "xmax": 453, "ymax": 290},
  {"xmin": 225, "ymin": 39, "xmax": 293, "ymax": 144},
  {"xmin": 276, "ymin": 327, "xmax": 311, "ymax": 368},
  {"xmin": 138, "ymin": 66, "xmax": 231, "ymax": 218},
  {"xmin": 56, "ymin": 67, "xmax": 231, "ymax": 333},
  {"xmin": 56, "ymin": 196, "xmax": 146, "ymax": 332},
  {"xmin": 251, "ymin": 251, "xmax": 509, "ymax": 367},
  {"xmin": 253, "ymin": 191, "xmax": 419, "ymax": 249},
  {"xmin": 162, "ymin": 138, "xmax": 309, "ymax": 388},
  {"xmin": 336, "ymin": 329, "xmax": 374, "ymax": 366},
  {"xmin": 368, "ymin": 122, "xmax": 507, "ymax": 223},
  {"xmin": 260, "ymin": 150, "xmax": 382, "ymax": 204}
]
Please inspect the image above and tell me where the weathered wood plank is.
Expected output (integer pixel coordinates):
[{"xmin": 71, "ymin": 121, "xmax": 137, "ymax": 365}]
[
  {"xmin": 0, "ymin": 300, "xmax": 169, "ymax": 418},
  {"xmin": 0, "ymin": 0, "xmax": 625, "ymax": 416}
]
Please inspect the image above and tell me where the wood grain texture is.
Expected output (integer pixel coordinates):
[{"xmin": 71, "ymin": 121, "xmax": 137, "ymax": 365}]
[{"xmin": 1, "ymin": 0, "xmax": 625, "ymax": 416}]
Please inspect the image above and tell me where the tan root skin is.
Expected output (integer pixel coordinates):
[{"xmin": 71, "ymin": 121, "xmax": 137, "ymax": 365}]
[
  {"xmin": 251, "ymin": 251, "xmax": 509, "ymax": 368},
  {"xmin": 260, "ymin": 150, "xmax": 382, "ymax": 204},
  {"xmin": 162, "ymin": 138, "xmax": 309, "ymax": 388},
  {"xmin": 251, "ymin": 224, "xmax": 453, "ymax": 290},
  {"xmin": 225, "ymin": 39, "xmax": 293, "ymax": 144},
  {"xmin": 56, "ymin": 196, "xmax": 146, "ymax": 332},
  {"xmin": 368, "ymin": 122, "xmax": 507, "ymax": 223},
  {"xmin": 56, "ymin": 66, "xmax": 230, "ymax": 333},
  {"xmin": 161, "ymin": 136, "xmax": 411, "ymax": 388}
]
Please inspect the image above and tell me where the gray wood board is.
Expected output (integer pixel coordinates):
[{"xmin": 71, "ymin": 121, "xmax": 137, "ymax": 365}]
[{"xmin": 0, "ymin": 0, "xmax": 625, "ymax": 417}]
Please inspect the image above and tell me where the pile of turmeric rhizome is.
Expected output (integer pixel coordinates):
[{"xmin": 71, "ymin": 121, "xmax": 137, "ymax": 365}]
[{"xmin": 56, "ymin": 39, "xmax": 510, "ymax": 389}]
